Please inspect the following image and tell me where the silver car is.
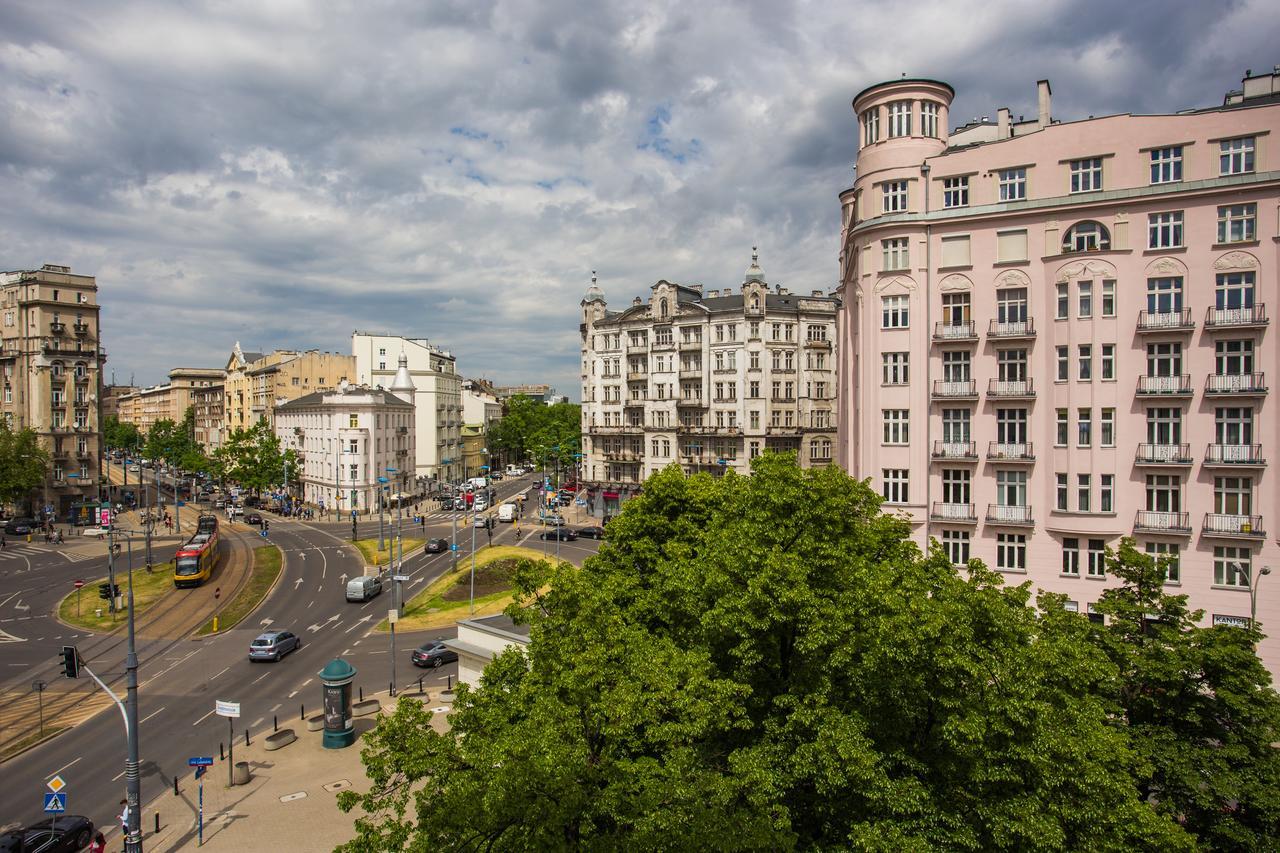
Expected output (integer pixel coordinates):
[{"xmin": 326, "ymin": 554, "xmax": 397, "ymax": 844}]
[{"xmin": 248, "ymin": 630, "xmax": 301, "ymax": 662}]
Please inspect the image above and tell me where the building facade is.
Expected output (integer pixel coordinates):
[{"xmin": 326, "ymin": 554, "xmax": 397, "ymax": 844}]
[
  {"xmin": 192, "ymin": 382, "xmax": 225, "ymax": 449},
  {"xmin": 0, "ymin": 264, "xmax": 106, "ymax": 520},
  {"xmin": 581, "ymin": 262, "xmax": 839, "ymax": 487},
  {"xmin": 351, "ymin": 332, "xmax": 463, "ymax": 486},
  {"xmin": 462, "ymin": 378, "xmax": 503, "ymax": 428},
  {"xmin": 836, "ymin": 70, "xmax": 1280, "ymax": 668},
  {"xmin": 273, "ymin": 382, "xmax": 415, "ymax": 513},
  {"xmin": 101, "ymin": 385, "xmax": 138, "ymax": 422},
  {"xmin": 117, "ymin": 367, "xmax": 224, "ymax": 435},
  {"xmin": 223, "ymin": 344, "xmax": 355, "ymax": 435}
]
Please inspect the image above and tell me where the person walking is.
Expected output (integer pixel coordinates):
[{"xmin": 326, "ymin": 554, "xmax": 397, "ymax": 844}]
[{"xmin": 88, "ymin": 830, "xmax": 106, "ymax": 853}]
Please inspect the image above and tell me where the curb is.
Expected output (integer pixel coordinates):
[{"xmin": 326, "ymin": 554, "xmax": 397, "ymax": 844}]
[{"xmin": 0, "ymin": 726, "xmax": 69, "ymax": 764}]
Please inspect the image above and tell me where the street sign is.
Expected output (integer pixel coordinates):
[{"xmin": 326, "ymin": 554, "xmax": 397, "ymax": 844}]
[
  {"xmin": 73, "ymin": 580, "xmax": 85, "ymax": 589},
  {"xmin": 451, "ymin": 544, "xmax": 459, "ymax": 551},
  {"xmin": 188, "ymin": 756, "xmax": 214, "ymax": 767},
  {"xmin": 43, "ymin": 792, "xmax": 66, "ymax": 813},
  {"xmin": 387, "ymin": 609, "xmax": 399, "ymax": 624},
  {"xmin": 46, "ymin": 775, "xmax": 65, "ymax": 793},
  {"xmin": 214, "ymin": 700, "xmax": 240, "ymax": 718},
  {"xmin": 391, "ymin": 575, "xmax": 409, "ymax": 582}
]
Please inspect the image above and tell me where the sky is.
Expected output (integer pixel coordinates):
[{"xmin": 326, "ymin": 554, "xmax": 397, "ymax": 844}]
[{"xmin": 2, "ymin": 0, "xmax": 1277, "ymax": 398}]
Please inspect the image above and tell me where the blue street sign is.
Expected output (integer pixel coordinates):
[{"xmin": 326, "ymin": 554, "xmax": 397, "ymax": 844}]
[
  {"xmin": 177, "ymin": 500, "xmax": 186, "ymax": 507},
  {"xmin": 194, "ymin": 765, "xmax": 206, "ymax": 780},
  {"xmin": 351, "ymin": 510, "xmax": 357, "ymax": 519},
  {"xmin": 43, "ymin": 792, "xmax": 66, "ymax": 813},
  {"xmin": 188, "ymin": 756, "xmax": 214, "ymax": 766},
  {"xmin": 451, "ymin": 544, "xmax": 459, "ymax": 551}
]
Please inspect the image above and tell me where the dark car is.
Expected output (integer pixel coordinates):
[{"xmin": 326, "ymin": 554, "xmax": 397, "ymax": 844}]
[
  {"xmin": 248, "ymin": 630, "xmax": 301, "ymax": 661},
  {"xmin": 539, "ymin": 528, "xmax": 578, "ymax": 541},
  {"xmin": 489, "ymin": 471, "xmax": 503, "ymax": 481},
  {"xmin": 412, "ymin": 640, "xmax": 459, "ymax": 668},
  {"xmin": 244, "ymin": 512, "xmax": 263, "ymax": 526},
  {"xmin": 425, "ymin": 538, "xmax": 449, "ymax": 553},
  {"xmin": 0, "ymin": 815, "xmax": 94, "ymax": 853},
  {"xmin": 243, "ymin": 495, "xmax": 261, "ymax": 508},
  {"xmin": 576, "ymin": 526, "xmax": 606, "ymax": 540},
  {"xmin": 3, "ymin": 518, "xmax": 36, "ymax": 536}
]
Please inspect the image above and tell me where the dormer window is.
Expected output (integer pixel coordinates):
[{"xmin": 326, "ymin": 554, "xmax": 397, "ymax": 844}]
[
  {"xmin": 1062, "ymin": 221, "xmax": 1111, "ymax": 253},
  {"xmin": 659, "ymin": 298, "xmax": 669, "ymax": 319}
]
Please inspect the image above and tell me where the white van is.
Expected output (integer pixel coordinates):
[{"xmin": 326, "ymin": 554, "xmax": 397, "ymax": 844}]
[
  {"xmin": 497, "ymin": 503, "xmax": 517, "ymax": 523},
  {"xmin": 346, "ymin": 575, "xmax": 382, "ymax": 602},
  {"xmin": 468, "ymin": 476, "xmax": 488, "ymax": 491}
]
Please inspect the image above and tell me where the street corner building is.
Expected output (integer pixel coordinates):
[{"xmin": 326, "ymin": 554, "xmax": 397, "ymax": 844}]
[
  {"xmin": 835, "ymin": 69, "xmax": 1280, "ymax": 670},
  {"xmin": 579, "ymin": 259, "xmax": 839, "ymax": 491},
  {"xmin": 0, "ymin": 264, "xmax": 106, "ymax": 523}
]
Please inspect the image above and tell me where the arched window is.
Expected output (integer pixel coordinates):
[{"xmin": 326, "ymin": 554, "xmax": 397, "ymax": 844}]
[
  {"xmin": 659, "ymin": 298, "xmax": 668, "ymax": 319},
  {"xmin": 51, "ymin": 360, "xmax": 64, "ymax": 377},
  {"xmin": 74, "ymin": 361, "xmax": 88, "ymax": 379},
  {"xmin": 750, "ymin": 294, "xmax": 760, "ymax": 311},
  {"xmin": 1062, "ymin": 221, "xmax": 1111, "ymax": 254}
]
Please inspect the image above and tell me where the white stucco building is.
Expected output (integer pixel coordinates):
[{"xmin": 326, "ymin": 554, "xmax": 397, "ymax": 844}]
[
  {"xmin": 352, "ymin": 332, "xmax": 463, "ymax": 486},
  {"xmin": 444, "ymin": 614, "xmax": 531, "ymax": 688}
]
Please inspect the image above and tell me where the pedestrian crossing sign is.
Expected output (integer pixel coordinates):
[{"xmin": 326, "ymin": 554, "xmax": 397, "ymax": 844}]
[{"xmin": 43, "ymin": 792, "xmax": 66, "ymax": 813}]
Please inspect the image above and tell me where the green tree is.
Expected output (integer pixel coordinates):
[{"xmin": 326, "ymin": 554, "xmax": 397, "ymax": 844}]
[
  {"xmin": 487, "ymin": 395, "xmax": 580, "ymax": 472},
  {"xmin": 215, "ymin": 420, "xmax": 296, "ymax": 495},
  {"xmin": 102, "ymin": 415, "xmax": 142, "ymax": 452},
  {"xmin": 339, "ymin": 457, "xmax": 1190, "ymax": 851},
  {"xmin": 0, "ymin": 421, "xmax": 50, "ymax": 510},
  {"xmin": 1092, "ymin": 541, "xmax": 1280, "ymax": 848}
]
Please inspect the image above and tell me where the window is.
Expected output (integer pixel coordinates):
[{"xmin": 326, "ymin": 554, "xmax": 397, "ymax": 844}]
[
  {"xmin": 1056, "ymin": 346, "xmax": 1068, "ymax": 381},
  {"xmin": 1214, "ymin": 546, "xmax": 1251, "ymax": 587},
  {"xmin": 942, "ymin": 350, "xmax": 970, "ymax": 383},
  {"xmin": 748, "ymin": 380, "xmax": 760, "ymax": 398},
  {"xmin": 941, "ymin": 292, "xmax": 971, "ymax": 328},
  {"xmin": 1215, "ymin": 406, "xmax": 1254, "ymax": 445},
  {"xmin": 1149, "ymin": 146, "xmax": 1183, "ymax": 184},
  {"xmin": 921, "ymin": 101, "xmax": 939, "ymax": 138},
  {"xmin": 1217, "ymin": 203, "xmax": 1257, "ymax": 243},
  {"xmin": 1214, "ymin": 475, "xmax": 1253, "ymax": 516},
  {"xmin": 1062, "ymin": 538, "xmax": 1080, "ymax": 576},
  {"xmin": 1146, "ymin": 407, "xmax": 1183, "ymax": 445},
  {"xmin": 881, "ymin": 295, "xmax": 909, "ymax": 329},
  {"xmin": 882, "ymin": 352, "xmax": 909, "ymax": 385},
  {"xmin": 1101, "ymin": 279, "xmax": 1116, "ymax": 317},
  {"xmin": 940, "ymin": 235, "xmax": 970, "ymax": 267},
  {"xmin": 1056, "ymin": 409, "xmax": 1069, "ymax": 446},
  {"xmin": 882, "ymin": 469, "xmax": 909, "ymax": 504},
  {"xmin": 996, "ymin": 470, "xmax": 1027, "ymax": 507},
  {"xmin": 1100, "ymin": 474, "xmax": 1114, "ymax": 513},
  {"xmin": 941, "ymin": 530, "xmax": 970, "ymax": 566},
  {"xmin": 887, "ymin": 101, "xmax": 912, "ymax": 137},
  {"xmin": 882, "ymin": 409, "xmax": 909, "ymax": 444},
  {"xmin": 1215, "ymin": 339, "xmax": 1254, "ymax": 376},
  {"xmin": 1216, "ymin": 272, "xmax": 1256, "ymax": 311},
  {"xmin": 996, "ymin": 229, "xmax": 1028, "ymax": 262},
  {"xmin": 941, "ymin": 408, "xmax": 970, "ymax": 443},
  {"xmin": 1086, "ymin": 539, "xmax": 1106, "ymax": 577},
  {"xmin": 862, "ymin": 108, "xmax": 880, "ymax": 145},
  {"xmin": 997, "ymin": 350, "xmax": 1028, "ymax": 383},
  {"xmin": 997, "ymin": 533, "xmax": 1027, "ymax": 571},
  {"xmin": 1100, "ymin": 344, "xmax": 1115, "ymax": 381},
  {"xmin": 1148, "ymin": 211, "xmax": 1184, "ymax": 249},
  {"xmin": 942, "ymin": 176, "xmax": 969, "ymax": 208},
  {"xmin": 1145, "ymin": 474, "xmax": 1182, "ymax": 513},
  {"xmin": 1077, "ymin": 408, "xmax": 1092, "ymax": 447},
  {"xmin": 1078, "ymin": 344, "xmax": 1092, "ymax": 380},
  {"xmin": 1077, "ymin": 474, "xmax": 1091, "ymax": 512},
  {"xmin": 1069, "ymin": 158, "xmax": 1103, "ymax": 192},
  {"xmin": 1100, "ymin": 408, "xmax": 1115, "ymax": 447},
  {"xmin": 749, "ymin": 351, "xmax": 760, "ymax": 370},
  {"xmin": 996, "ymin": 408, "xmax": 1028, "ymax": 444},
  {"xmin": 1146, "ymin": 542, "xmax": 1181, "ymax": 584},
  {"xmin": 882, "ymin": 237, "xmax": 910, "ymax": 270},
  {"xmin": 1219, "ymin": 137, "xmax": 1255, "ymax": 175},
  {"xmin": 1146, "ymin": 277, "xmax": 1183, "ymax": 315},
  {"xmin": 1062, "ymin": 221, "xmax": 1111, "ymax": 252},
  {"xmin": 1056, "ymin": 283, "xmax": 1069, "ymax": 319},
  {"xmin": 1078, "ymin": 280, "xmax": 1092, "ymax": 318},
  {"xmin": 882, "ymin": 181, "xmax": 908, "ymax": 213},
  {"xmin": 942, "ymin": 468, "xmax": 970, "ymax": 504},
  {"xmin": 998, "ymin": 168, "xmax": 1027, "ymax": 201},
  {"xmin": 1056, "ymin": 473, "xmax": 1069, "ymax": 511},
  {"xmin": 348, "ymin": 414, "xmax": 358, "ymax": 428},
  {"xmin": 996, "ymin": 288, "xmax": 1028, "ymax": 324}
]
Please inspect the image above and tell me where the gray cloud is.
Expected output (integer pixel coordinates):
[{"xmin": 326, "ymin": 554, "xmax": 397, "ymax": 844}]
[{"xmin": 1, "ymin": 0, "xmax": 1277, "ymax": 397}]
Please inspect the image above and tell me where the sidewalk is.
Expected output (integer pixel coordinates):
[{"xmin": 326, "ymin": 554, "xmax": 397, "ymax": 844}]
[{"xmin": 137, "ymin": 689, "xmax": 454, "ymax": 851}]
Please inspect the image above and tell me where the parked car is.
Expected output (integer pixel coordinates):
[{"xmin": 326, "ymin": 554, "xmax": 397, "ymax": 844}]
[
  {"xmin": 0, "ymin": 815, "xmax": 94, "ymax": 853},
  {"xmin": 345, "ymin": 575, "xmax": 382, "ymax": 602},
  {"xmin": 576, "ymin": 526, "xmax": 606, "ymax": 540},
  {"xmin": 411, "ymin": 640, "xmax": 459, "ymax": 668},
  {"xmin": 539, "ymin": 528, "xmax": 578, "ymax": 541},
  {"xmin": 248, "ymin": 630, "xmax": 301, "ymax": 661},
  {"xmin": 425, "ymin": 538, "xmax": 449, "ymax": 553},
  {"xmin": 244, "ymin": 512, "xmax": 263, "ymax": 526},
  {"xmin": 3, "ymin": 518, "xmax": 36, "ymax": 535}
]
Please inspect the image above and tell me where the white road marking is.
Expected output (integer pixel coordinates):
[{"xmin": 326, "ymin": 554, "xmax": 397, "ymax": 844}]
[
  {"xmin": 47, "ymin": 757, "xmax": 82, "ymax": 778},
  {"xmin": 300, "ymin": 678, "xmax": 312, "ymax": 688},
  {"xmin": 287, "ymin": 690, "xmax": 299, "ymax": 698},
  {"xmin": 270, "ymin": 703, "xmax": 280, "ymax": 712},
  {"xmin": 112, "ymin": 768, "xmax": 126, "ymax": 782},
  {"xmin": 140, "ymin": 706, "xmax": 166, "ymax": 724},
  {"xmin": 251, "ymin": 671, "xmax": 270, "ymax": 685},
  {"xmin": 251, "ymin": 717, "xmax": 264, "ymax": 728},
  {"xmin": 192, "ymin": 708, "xmax": 216, "ymax": 726},
  {"xmin": 210, "ymin": 665, "xmax": 231, "ymax": 680}
]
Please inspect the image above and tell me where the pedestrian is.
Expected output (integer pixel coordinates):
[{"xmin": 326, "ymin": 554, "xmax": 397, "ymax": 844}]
[
  {"xmin": 1, "ymin": 533, "xmax": 6, "ymax": 550},
  {"xmin": 89, "ymin": 830, "xmax": 106, "ymax": 853},
  {"xmin": 118, "ymin": 799, "xmax": 130, "ymax": 838}
]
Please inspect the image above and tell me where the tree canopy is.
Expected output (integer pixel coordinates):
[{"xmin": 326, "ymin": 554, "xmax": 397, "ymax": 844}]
[
  {"xmin": 486, "ymin": 395, "xmax": 580, "ymax": 470},
  {"xmin": 102, "ymin": 415, "xmax": 143, "ymax": 452},
  {"xmin": 340, "ymin": 456, "xmax": 1280, "ymax": 850},
  {"xmin": 213, "ymin": 419, "xmax": 296, "ymax": 494},
  {"xmin": 0, "ymin": 421, "xmax": 49, "ymax": 509}
]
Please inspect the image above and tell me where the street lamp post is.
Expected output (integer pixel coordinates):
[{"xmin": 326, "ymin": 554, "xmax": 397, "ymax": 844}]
[
  {"xmin": 104, "ymin": 525, "xmax": 145, "ymax": 852},
  {"xmin": 1249, "ymin": 564, "xmax": 1272, "ymax": 628},
  {"xmin": 384, "ymin": 466, "xmax": 400, "ymax": 696},
  {"xmin": 376, "ymin": 476, "xmax": 388, "ymax": 551}
]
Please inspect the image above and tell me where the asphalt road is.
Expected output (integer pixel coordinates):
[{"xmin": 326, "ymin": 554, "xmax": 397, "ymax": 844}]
[{"xmin": 0, "ymin": 475, "xmax": 600, "ymax": 837}]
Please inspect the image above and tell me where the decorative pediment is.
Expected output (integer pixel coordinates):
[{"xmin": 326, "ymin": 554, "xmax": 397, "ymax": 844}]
[
  {"xmin": 875, "ymin": 275, "xmax": 916, "ymax": 295},
  {"xmin": 995, "ymin": 269, "xmax": 1031, "ymax": 289},
  {"xmin": 1213, "ymin": 251, "xmax": 1259, "ymax": 271},
  {"xmin": 1144, "ymin": 256, "xmax": 1187, "ymax": 277},
  {"xmin": 939, "ymin": 273, "xmax": 972, "ymax": 292},
  {"xmin": 1055, "ymin": 259, "xmax": 1116, "ymax": 283}
]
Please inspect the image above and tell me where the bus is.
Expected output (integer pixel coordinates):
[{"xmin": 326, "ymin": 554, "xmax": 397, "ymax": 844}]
[{"xmin": 174, "ymin": 515, "xmax": 221, "ymax": 588}]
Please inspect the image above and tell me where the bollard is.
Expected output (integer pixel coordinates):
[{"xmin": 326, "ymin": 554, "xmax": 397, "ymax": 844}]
[
  {"xmin": 173, "ymin": 775, "xmax": 179, "ymax": 796},
  {"xmin": 219, "ymin": 742, "xmax": 224, "ymax": 761},
  {"xmin": 155, "ymin": 813, "xmax": 160, "ymax": 834},
  {"xmin": 300, "ymin": 704, "xmax": 305, "ymax": 720},
  {"xmin": 245, "ymin": 729, "xmax": 250, "ymax": 747},
  {"xmin": 447, "ymin": 674, "xmax": 453, "ymax": 691},
  {"xmin": 359, "ymin": 686, "xmax": 363, "ymax": 702},
  {"xmin": 390, "ymin": 680, "xmax": 394, "ymax": 697},
  {"xmin": 418, "ymin": 676, "xmax": 424, "ymax": 695},
  {"xmin": 273, "ymin": 715, "xmax": 278, "ymax": 732}
]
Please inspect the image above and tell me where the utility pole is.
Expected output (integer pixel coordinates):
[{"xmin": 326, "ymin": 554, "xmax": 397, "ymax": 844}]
[{"xmin": 122, "ymin": 532, "xmax": 142, "ymax": 852}]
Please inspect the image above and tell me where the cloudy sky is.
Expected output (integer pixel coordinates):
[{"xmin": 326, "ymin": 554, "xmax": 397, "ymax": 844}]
[{"xmin": 2, "ymin": 1, "xmax": 1276, "ymax": 396}]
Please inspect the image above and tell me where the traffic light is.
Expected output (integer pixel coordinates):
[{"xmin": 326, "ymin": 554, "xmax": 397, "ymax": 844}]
[
  {"xmin": 60, "ymin": 645, "xmax": 79, "ymax": 679},
  {"xmin": 98, "ymin": 583, "xmax": 120, "ymax": 600}
]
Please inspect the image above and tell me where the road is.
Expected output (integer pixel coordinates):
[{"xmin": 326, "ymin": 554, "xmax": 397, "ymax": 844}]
[{"xmin": 0, "ymin": 475, "xmax": 600, "ymax": 837}]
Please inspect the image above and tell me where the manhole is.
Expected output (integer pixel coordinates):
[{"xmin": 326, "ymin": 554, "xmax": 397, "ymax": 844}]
[
  {"xmin": 279, "ymin": 791, "xmax": 308, "ymax": 803},
  {"xmin": 322, "ymin": 780, "xmax": 351, "ymax": 793},
  {"xmin": 430, "ymin": 706, "xmax": 450, "ymax": 713}
]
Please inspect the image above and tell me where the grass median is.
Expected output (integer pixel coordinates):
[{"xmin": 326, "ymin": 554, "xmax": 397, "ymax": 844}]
[
  {"xmin": 195, "ymin": 544, "xmax": 282, "ymax": 636},
  {"xmin": 377, "ymin": 545, "xmax": 565, "ymax": 632},
  {"xmin": 353, "ymin": 536, "xmax": 426, "ymax": 567},
  {"xmin": 57, "ymin": 560, "xmax": 176, "ymax": 633}
]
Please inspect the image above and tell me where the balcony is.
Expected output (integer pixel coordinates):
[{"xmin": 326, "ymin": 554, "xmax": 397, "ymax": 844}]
[
  {"xmin": 602, "ymin": 450, "xmax": 641, "ymax": 463},
  {"xmin": 1134, "ymin": 443, "xmax": 1192, "ymax": 466},
  {"xmin": 931, "ymin": 502, "xmax": 977, "ymax": 523},
  {"xmin": 626, "ymin": 372, "xmax": 648, "ymax": 382},
  {"xmin": 932, "ymin": 321, "xmax": 977, "ymax": 343},
  {"xmin": 678, "ymin": 339, "xmax": 703, "ymax": 351},
  {"xmin": 1133, "ymin": 510, "xmax": 1192, "ymax": 535},
  {"xmin": 932, "ymin": 440, "xmax": 977, "ymax": 461},
  {"xmin": 765, "ymin": 425, "xmax": 801, "ymax": 436},
  {"xmin": 1136, "ymin": 308, "xmax": 1194, "ymax": 333},
  {"xmin": 1204, "ymin": 304, "xmax": 1267, "ymax": 330},
  {"xmin": 397, "ymin": 426, "xmax": 408, "ymax": 435},
  {"xmin": 677, "ymin": 369, "xmax": 702, "ymax": 380},
  {"xmin": 1202, "ymin": 513, "xmax": 1266, "ymax": 539},
  {"xmin": 626, "ymin": 345, "xmax": 649, "ymax": 355},
  {"xmin": 50, "ymin": 321, "xmax": 67, "ymax": 335},
  {"xmin": 986, "ymin": 504, "xmax": 1033, "ymax": 527},
  {"xmin": 987, "ymin": 318, "xmax": 1035, "ymax": 340},
  {"xmin": 676, "ymin": 396, "xmax": 705, "ymax": 407},
  {"xmin": 987, "ymin": 441, "xmax": 1034, "ymax": 462},
  {"xmin": 1204, "ymin": 372, "xmax": 1266, "ymax": 396},
  {"xmin": 1136, "ymin": 374, "xmax": 1192, "ymax": 397},
  {"xmin": 651, "ymin": 338, "xmax": 675, "ymax": 351},
  {"xmin": 987, "ymin": 378, "xmax": 1034, "ymax": 399},
  {"xmin": 73, "ymin": 322, "xmax": 90, "ymax": 336},
  {"xmin": 931, "ymin": 380, "xmax": 978, "ymax": 400},
  {"xmin": 1204, "ymin": 444, "xmax": 1266, "ymax": 468},
  {"xmin": 804, "ymin": 338, "xmax": 832, "ymax": 349}
]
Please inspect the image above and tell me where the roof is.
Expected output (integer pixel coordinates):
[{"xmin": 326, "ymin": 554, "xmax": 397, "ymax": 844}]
[
  {"xmin": 275, "ymin": 387, "xmax": 414, "ymax": 410},
  {"xmin": 853, "ymin": 77, "xmax": 955, "ymax": 105},
  {"xmin": 598, "ymin": 289, "xmax": 835, "ymax": 323}
]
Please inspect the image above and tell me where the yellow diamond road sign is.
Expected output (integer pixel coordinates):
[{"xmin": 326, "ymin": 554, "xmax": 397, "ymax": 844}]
[{"xmin": 47, "ymin": 775, "xmax": 65, "ymax": 793}]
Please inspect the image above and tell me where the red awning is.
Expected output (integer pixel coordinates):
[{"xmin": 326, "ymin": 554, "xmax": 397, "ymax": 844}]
[{"xmin": 603, "ymin": 491, "xmax": 620, "ymax": 500}]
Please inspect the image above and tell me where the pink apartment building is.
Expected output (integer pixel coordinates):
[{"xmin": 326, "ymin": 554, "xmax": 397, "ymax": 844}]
[{"xmin": 835, "ymin": 69, "xmax": 1280, "ymax": 670}]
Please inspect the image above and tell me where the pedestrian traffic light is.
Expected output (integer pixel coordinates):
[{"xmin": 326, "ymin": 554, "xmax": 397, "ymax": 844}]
[{"xmin": 60, "ymin": 645, "xmax": 79, "ymax": 679}]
